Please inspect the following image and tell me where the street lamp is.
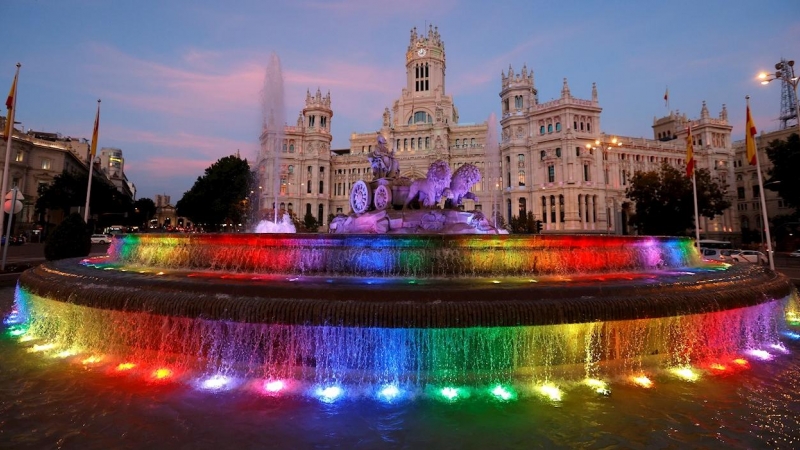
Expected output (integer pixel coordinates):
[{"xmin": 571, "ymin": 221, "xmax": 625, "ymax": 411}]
[
  {"xmin": 586, "ymin": 136, "xmax": 622, "ymax": 235},
  {"xmin": 758, "ymin": 59, "xmax": 800, "ymax": 129}
]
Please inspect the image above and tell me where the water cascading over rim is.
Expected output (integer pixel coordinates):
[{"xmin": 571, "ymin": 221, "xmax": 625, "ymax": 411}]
[{"xmin": 9, "ymin": 233, "xmax": 799, "ymax": 391}]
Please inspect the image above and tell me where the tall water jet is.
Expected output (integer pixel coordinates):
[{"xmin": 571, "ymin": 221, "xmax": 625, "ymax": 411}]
[
  {"xmin": 484, "ymin": 113, "xmax": 500, "ymax": 228},
  {"xmin": 257, "ymin": 52, "xmax": 287, "ymax": 229}
]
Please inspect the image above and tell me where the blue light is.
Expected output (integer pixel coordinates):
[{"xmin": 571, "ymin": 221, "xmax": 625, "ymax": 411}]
[
  {"xmin": 782, "ymin": 331, "xmax": 800, "ymax": 340},
  {"xmin": 317, "ymin": 385, "xmax": 343, "ymax": 403},
  {"xmin": 378, "ymin": 384, "xmax": 401, "ymax": 401}
]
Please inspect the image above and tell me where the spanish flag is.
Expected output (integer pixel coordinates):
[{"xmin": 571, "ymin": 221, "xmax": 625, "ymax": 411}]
[
  {"xmin": 745, "ymin": 104, "xmax": 757, "ymax": 165},
  {"xmin": 4, "ymin": 70, "xmax": 18, "ymax": 137},
  {"xmin": 664, "ymin": 87, "xmax": 669, "ymax": 106},
  {"xmin": 90, "ymin": 100, "xmax": 100, "ymax": 159},
  {"xmin": 685, "ymin": 125, "xmax": 695, "ymax": 177}
]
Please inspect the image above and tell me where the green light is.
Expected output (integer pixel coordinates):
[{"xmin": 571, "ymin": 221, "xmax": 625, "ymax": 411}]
[
  {"xmin": 440, "ymin": 387, "xmax": 459, "ymax": 400},
  {"xmin": 490, "ymin": 384, "xmax": 515, "ymax": 401}
]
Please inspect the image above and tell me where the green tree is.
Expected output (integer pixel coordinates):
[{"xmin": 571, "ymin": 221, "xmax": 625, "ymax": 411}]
[
  {"xmin": 508, "ymin": 211, "xmax": 539, "ymax": 233},
  {"xmin": 765, "ymin": 132, "xmax": 800, "ymax": 211},
  {"xmin": 176, "ymin": 155, "xmax": 251, "ymax": 231},
  {"xmin": 300, "ymin": 211, "xmax": 319, "ymax": 232},
  {"xmin": 35, "ymin": 170, "xmax": 133, "ymax": 230},
  {"xmin": 132, "ymin": 197, "xmax": 157, "ymax": 229},
  {"xmin": 625, "ymin": 163, "xmax": 730, "ymax": 236},
  {"xmin": 44, "ymin": 213, "xmax": 91, "ymax": 260}
]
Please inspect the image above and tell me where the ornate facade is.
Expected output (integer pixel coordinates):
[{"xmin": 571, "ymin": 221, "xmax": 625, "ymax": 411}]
[{"xmin": 258, "ymin": 25, "xmax": 738, "ymax": 238}]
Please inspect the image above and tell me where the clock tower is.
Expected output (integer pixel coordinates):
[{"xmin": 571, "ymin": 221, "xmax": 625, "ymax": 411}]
[{"xmin": 405, "ymin": 25, "xmax": 446, "ymax": 97}]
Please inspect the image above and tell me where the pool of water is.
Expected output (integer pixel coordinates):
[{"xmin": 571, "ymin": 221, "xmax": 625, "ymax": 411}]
[{"xmin": 1, "ymin": 287, "xmax": 799, "ymax": 449}]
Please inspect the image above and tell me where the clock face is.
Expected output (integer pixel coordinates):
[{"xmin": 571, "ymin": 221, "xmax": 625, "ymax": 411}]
[{"xmin": 417, "ymin": 48, "xmax": 427, "ymax": 57}]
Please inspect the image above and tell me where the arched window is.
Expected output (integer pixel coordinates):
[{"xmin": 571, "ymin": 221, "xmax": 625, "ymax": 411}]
[
  {"xmin": 471, "ymin": 138, "xmax": 475, "ymax": 146},
  {"xmin": 455, "ymin": 139, "xmax": 460, "ymax": 147},
  {"xmin": 514, "ymin": 95, "xmax": 523, "ymax": 109},
  {"xmin": 550, "ymin": 195, "xmax": 556, "ymax": 223},
  {"xmin": 280, "ymin": 202, "xmax": 285, "ymax": 210},
  {"xmin": 506, "ymin": 199, "xmax": 512, "ymax": 223},
  {"xmin": 306, "ymin": 203, "xmax": 312, "ymax": 216},
  {"xmin": 741, "ymin": 216, "xmax": 750, "ymax": 230},
  {"xmin": 542, "ymin": 196, "xmax": 548, "ymax": 223},
  {"xmin": 412, "ymin": 111, "xmax": 431, "ymax": 124},
  {"xmin": 518, "ymin": 170, "xmax": 525, "ymax": 186},
  {"xmin": 540, "ymin": 126, "xmax": 546, "ymax": 135},
  {"xmin": 555, "ymin": 122, "xmax": 561, "ymax": 132},
  {"xmin": 418, "ymin": 137, "xmax": 423, "ymax": 148},
  {"xmin": 288, "ymin": 203, "xmax": 293, "ymax": 212},
  {"xmin": 318, "ymin": 204, "xmax": 324, "ymax": 224},
  {"xmin": 425, "ymin": 137, "xmax": 430, "ymax": 148},
  {"xmin": 559, "ymin": 195, "xmax": 565, "ymax": 222},
  {"xmin": 555, "ymin": 148, "xmax": 561, "ymax": 158},
  {"xmin": 518, "ymin": 197, "xmax": 527, "ymax": 216},
  {"xmin": 319, "ymin": 180, "xmax": 324, "ymax": 194},
  {"xmin": 282, "ymin": 140, "xmax": 288, "ymax": 153},
  {"xmin": 288, "ymin": 165, "xmax": 294, "ymax": 175},
  {"xmin": 289, "ymin": 140, "xmax": 295, "ymax": 153},
  {"xmin": 404, "ymin": 138, "xmax": 408, "ymax": 149},
  {"xmin": 547, "ymin": 124, "xmax": 553, "ymax": 133}
]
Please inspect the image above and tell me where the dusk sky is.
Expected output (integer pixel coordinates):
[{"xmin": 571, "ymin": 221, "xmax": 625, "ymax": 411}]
[{"xmin": 2, "ymin": 0, "xmax": 798, "ymax": 202}]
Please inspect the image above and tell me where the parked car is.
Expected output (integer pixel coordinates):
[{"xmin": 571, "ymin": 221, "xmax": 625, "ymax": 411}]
[
  {"xmin": 90, "ymin": 234, "xmax": 113, "ymax": 244},
  {"xmin": 700, "ymin": 248, "xmax": 732, "ymax": 262},
  {"xmin": 730, "ymin": 250, "xmax": 768, "ymax": 264},
  {"xmin": 790, "ymin": 249, "xmax": 800, "ymax": 258}
]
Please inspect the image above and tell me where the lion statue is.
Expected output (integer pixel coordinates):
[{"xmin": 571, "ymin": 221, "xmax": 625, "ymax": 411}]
[
  {"xmin": 447, "ymin": 163, "xmax": 481, "ymax": 207},
  {"xmin": 403, "ymin": 160, "xmax": 452, "ymax": 209}
]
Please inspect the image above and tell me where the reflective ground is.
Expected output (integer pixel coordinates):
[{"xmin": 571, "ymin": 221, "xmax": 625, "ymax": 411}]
[{"xmin": 1, "ymin": 287, "xmax": 799, "ymax": 450}]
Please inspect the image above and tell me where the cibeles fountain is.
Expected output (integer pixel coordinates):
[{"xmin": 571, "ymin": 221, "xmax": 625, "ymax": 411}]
[
  {"xmin": 4, "ymin": 56, "xmax": 798, "ymax": 403},
  {"xmin": 328, "ymin": 132, "xmax": 503, "ymax": 234}
]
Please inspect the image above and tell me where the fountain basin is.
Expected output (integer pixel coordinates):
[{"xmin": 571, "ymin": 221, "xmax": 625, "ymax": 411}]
[{"xmin": 8, "ymin": 233, "xmax": 798, "ymax": 391}]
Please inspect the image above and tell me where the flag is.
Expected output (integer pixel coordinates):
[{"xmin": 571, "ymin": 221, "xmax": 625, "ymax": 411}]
[
  {"xmin": 4, "ymin": 71, "xmax": 17, "ymax": 137},
  {"xmin": 89, "ymin": 101, "xmax": 100, "ymax": 159},
  {"xmin": 745, "ymin": 104, "xmax": 757, "ymax": 165},
  {"xmin": 664, "ymin": 87, "xmax": 669, "ymax": 106},
  {"xmin": 685, "ymin": 125, "xmax": 695, "ymax": 177}
]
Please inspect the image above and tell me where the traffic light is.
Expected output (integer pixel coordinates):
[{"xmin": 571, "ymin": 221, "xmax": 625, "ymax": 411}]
[{"xmin": 535, "ymin": 220, "xmax": 543, "ymax": 233}]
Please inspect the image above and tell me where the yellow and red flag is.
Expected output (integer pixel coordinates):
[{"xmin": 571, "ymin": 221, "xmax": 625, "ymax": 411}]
[
  {"xmin": 685, "ymin": 125, "xmax": 695, "ymax": 177},
  {"xmin": 663, "ymin": 87, "xmax": 669, "ymax": 106},
  {"xmin": 90, "ymin": 100, "xmax": 100, "ymax": 159},
  {"xmin": 4, "ymin": 70, "xmax": 18, "ymax": 137},
  {"xmin": 745, "ymin": 104, "xmax": 757, "ymax": 165}
]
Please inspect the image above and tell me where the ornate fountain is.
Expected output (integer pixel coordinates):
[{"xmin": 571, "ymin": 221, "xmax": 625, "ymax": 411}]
[{"xmin": 5, "ymin": 131, "xmax": 798, "ymax": 401}]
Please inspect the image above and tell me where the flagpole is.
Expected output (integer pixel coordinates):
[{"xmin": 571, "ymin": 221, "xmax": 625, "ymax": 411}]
[
  {"xmin": 747, "ymin": 96, "xmax": 774, "ymax": 270},
  {"xmin": 1, "ymin": 63, "xmax": 21, "ymax": 252},
  {"xmin": 84, "ymin": 99, "xmax": 100, "ymax": 223},
  {"xmin": 691, "ymin": 171, "xmax": 700, "ymax": 245}
]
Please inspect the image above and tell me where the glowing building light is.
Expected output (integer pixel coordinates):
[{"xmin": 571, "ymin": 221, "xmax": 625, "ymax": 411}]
[
  {"xmin": 490, "ymin": 385, "xmax": 515, "ymax": 401},
  {"xmin": 317, "ymin": 385, "xmax": 343, "ymax": 402},
  {"xmin": 491, "ymin": 280, "xmax": 501, "ymax": 284},
  {"xmin": 264, "ymin": 380, "xmax": 285, "ymax": 393},
  {"xmin": 671, "ymin": 367, "xmax": 699, "ymax": 381},
  {"xmin": 746, "ymin": 349, "xmax": 773, "ymax": 361},
  {"xmin": 153, "ymin": 368, "xmax": 173, "ymax": 379},
  {"xmin": 54, "ymin": 350, "xmax": 76, "ymax": 359},
  {"xmin": 584, "ymin": 378, "xmax": 611, "ymax": 395},
  {"xmin": 82, "ymin": 356, "xmax": 103, "ymax": 364},
  {"xmin": 537, "ymin": 383, "xmax": 563, "ymax": 401},
  {"xmin": 201, "ymin": 375, "xmax": 230, "ymax": 390},
  {"xmin": 379, "ymin": 385, "xmax": 401, "ymax": 401},
  {"xmin": 732, "ymin": 358, "xmax": 749, "ymax": 367},
  {"xmin": 440, "ymin": 387, "xmax": 460, "ymax": 401},
  {"xmin": 116, "ymin": 363, "xmax": 136, "ymax": 371},
  {"xmin": 631, "ymin": 375, "xmax": 653, "ymax": 388},
  {"xmin": 29, "ymin": 343, "xmax": 55, "ymax": 353},
  {"xmin": 156, "ymin": 272, "xmax": 165, "ymax": 276},
  {"xmin": 786, "ymin": 311, "xmax": 799, "ymax": 325}
]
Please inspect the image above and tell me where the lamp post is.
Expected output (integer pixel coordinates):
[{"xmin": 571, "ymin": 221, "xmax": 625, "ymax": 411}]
[
  {"xmin": 758, "ymin": 59, "xmax": 800, "ymax": 130},
  {"xmin": 587, "ymin": 135, "xmax": 622, "ymax": 235}
]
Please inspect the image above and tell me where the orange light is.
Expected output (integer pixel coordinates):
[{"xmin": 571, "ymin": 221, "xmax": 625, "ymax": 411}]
[
  {"xmin": 709, "ymin": 363, "xmax": 728, "ymax": 372},
  {"xmin": 733, "ymin": 358, "xmax": 749, "ymax": 366},
  {"xmin": 116, "ymin": 362, "xmax": 136, "ymax": 371},
  {"xmin": 632, "ymin": 375, "xmax": 653, "ymax": 388}
]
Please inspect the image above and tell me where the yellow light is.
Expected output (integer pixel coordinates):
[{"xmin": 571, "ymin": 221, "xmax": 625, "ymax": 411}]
[
  {"xmin": 54, "ymin": 350, "xmax": 75, "ymax": 358},
  {"xmin": 82, "ymin": 356, "xmax": 104, "ymax": 364},
  {"xmin": 758, "ymin": 72, "xmax": 768, "ymax": 80},
  {"xmin": 29, "ymin": 343, "xmax": 55, "ymax": 353},
  {"xmin": 116, "ymin": 363, "xmax": 136, "ymax": 371},
  {"xmin": 537, "ymin": 383, "xmax": 563, "ymax": 401},
  {"xmin": 19, "ymin": 335, "xmax": 34, "ymax": 342},
  {"xmin": 153, "ymin": 368, "xmax": 172, "ymax": 379},
  {"xmin": 733, "ymin": 358, "xmax": 749, "ymax": 366},
  {"xmin": 671, "ymin": 366, "xmax": 699, "ymax": 381},
  {"xmin": 584, "ymin": 378, "xmax": 610, "ymax": 395}
]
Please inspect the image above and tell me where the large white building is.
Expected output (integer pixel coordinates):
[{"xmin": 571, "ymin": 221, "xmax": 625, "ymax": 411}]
[{"xmin": 258, "ymin": 25, "xmax": 738, "ymax": 238}]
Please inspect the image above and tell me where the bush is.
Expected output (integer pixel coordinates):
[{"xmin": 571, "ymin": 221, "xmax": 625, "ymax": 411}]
[{"xmin": 44, "ymin": 213, "xmax": 91, "ymax": 261}]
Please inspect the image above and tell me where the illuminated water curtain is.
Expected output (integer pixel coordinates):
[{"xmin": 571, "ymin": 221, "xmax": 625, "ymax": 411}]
[{"xmin": 7, "ymin": 234, "xmax": 798, "ymax": 401}]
